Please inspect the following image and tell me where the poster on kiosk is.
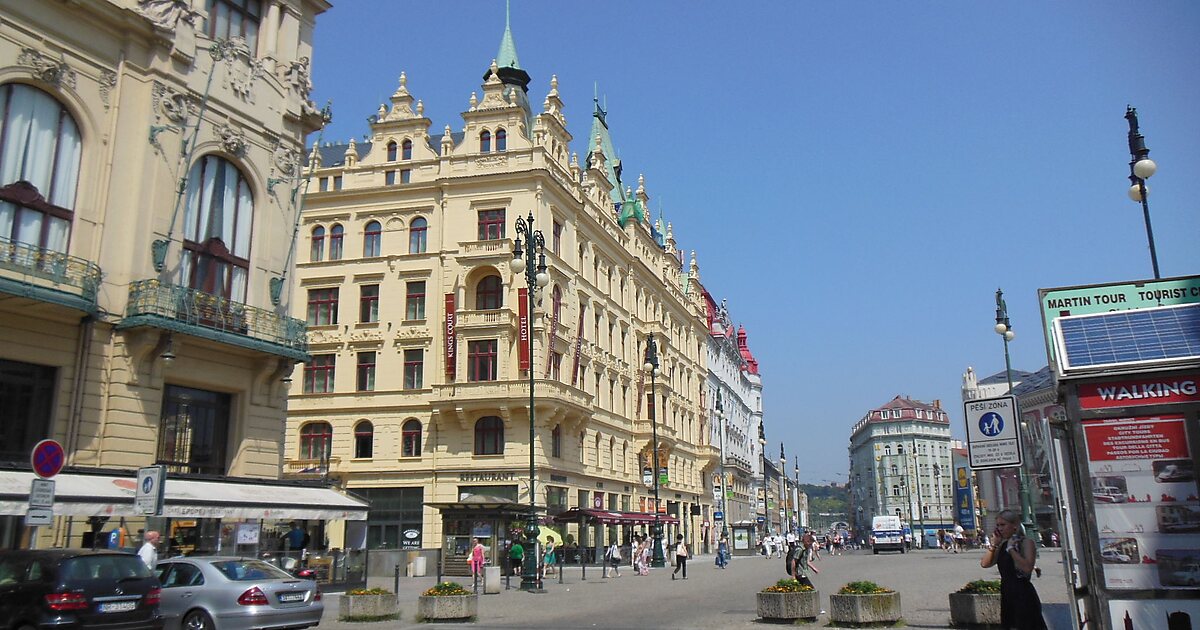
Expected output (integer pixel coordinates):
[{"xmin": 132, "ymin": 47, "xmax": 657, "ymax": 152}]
[{"xmin": 1040, "ymin": 275, "xmax": 1200, "ymax": 630}]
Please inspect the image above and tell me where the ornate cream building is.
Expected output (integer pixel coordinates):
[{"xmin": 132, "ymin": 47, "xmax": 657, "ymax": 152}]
[
  {"xmin": 286, "ymin": 22, "xmax": 725, "ymax": 560},
  {"xmin": 0, "ymin": 0, "xmax": 362, "ymax": 555}
]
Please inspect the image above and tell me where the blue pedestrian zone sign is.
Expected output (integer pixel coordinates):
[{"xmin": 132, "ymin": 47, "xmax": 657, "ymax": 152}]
[{"xmin": 963, "ymin": 395, "xmax": 1023, "ymax": 470}]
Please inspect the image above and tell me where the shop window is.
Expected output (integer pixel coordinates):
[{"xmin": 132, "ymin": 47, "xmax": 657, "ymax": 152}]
[
  {"xmin": 408, "ymin": 217, "xmax": 427, "ymax": 253},
  {"xmin": 300, "ymin": 422, "xmax": 332, "ymax": 460},
  {"xmin": 0, "ymin": 358, "xmax": 55, "ymax": 463},
  {"xmin": 0, "ymin": 83, "xmax": 82, "ymax": 254},
  {"xmin": 309, "ymin": 226, "xmax": 324, "ymax": 262},
  {"xmin": 405, "ymin": 281, "xmax": 426, "ymax": 320},
  {"xmin": 474, "ymin": 416, "xmax": 503, "ymax": 455},
  {"xmin": 182, "ymin": 155, "xmax": 253, "ymax": 301},
  {"xmin": 354, "ymin": 421, "xmax": 373, "ymax": 458},
  {"xmin": 363, "ymin": 220, "xmax": 381, "ymax": 257},
  {"xmin": 475, "ymin": 275, "xmax": 502, "ymax": 310},
  {"xmin": 157, "ymin": 385, "xmax": 230, "ymax": 475},
  {"xmin": 358, "ymin": 487, "xmax": 423, "ymax": 550},
  {"xmin": 402, "ymin": 419, "xmax": 421, "ymax": 457}
]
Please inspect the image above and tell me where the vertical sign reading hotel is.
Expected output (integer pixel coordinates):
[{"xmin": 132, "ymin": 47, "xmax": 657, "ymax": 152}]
[
  {"xmin": 518, "ymin": 288, "xmax": 530, "ymax": 370},
  {"xmin": 444, "ymin": 294, "xmax": 456, "ymax": 378}
]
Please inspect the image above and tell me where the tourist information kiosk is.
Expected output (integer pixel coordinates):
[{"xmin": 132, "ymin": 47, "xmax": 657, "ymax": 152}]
[{"xmin": 1040, "ymin": 275, "xmax": 1200, "ymax": 629}]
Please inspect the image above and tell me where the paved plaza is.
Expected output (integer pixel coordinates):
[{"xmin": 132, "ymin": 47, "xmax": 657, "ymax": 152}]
[{"xmin": 317, "ymin": 546, "xmax": 1075, "ymax": 629}]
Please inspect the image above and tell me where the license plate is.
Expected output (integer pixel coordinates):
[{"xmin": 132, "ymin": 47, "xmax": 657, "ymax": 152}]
[
  {"xmin": 278, "ymin": 591, "xmax": 306, "ymax": 603},
  {"xmin": 99, "ymin": 601, "xmax": 137, "ymax": 613}
]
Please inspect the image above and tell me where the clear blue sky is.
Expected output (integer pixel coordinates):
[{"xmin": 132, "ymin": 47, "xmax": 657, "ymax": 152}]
[{"xmin": 310, "ymin": 1, "xmax": 1200, "ymax": 486}]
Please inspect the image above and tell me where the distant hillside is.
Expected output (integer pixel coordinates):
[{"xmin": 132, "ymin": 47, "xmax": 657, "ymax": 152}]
[{"xmin": 800, "ymin": 483, "xmax": 849, "ymax": 530}]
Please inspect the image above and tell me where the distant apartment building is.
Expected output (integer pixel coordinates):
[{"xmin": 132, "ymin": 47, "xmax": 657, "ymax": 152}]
[{"xmin": 847, "ymin": 396, "xmax": 955, "ymax": 544}]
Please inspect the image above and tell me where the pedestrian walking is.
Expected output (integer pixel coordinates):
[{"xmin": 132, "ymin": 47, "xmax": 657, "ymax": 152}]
[
  {"xmin": 541, "ymin": 536, "xmax": 557, "ymax": 578},
  {"xmin": 981, "ymin": 510, "xmax": 1048, "ymax": 630},
  {"xmin": 637, "ymin": 539, "xmax": 651, "ymax": 575},
  {"xmin": 469, "ymin": 537, "xmax": 486, "ymax": 588},
  {"xmin": 792, "ymin": 536, "xmax": 820, "ymax": 588},
  {"xmin": 715, "ymin": 535, "xmax": 729, "ymax": 569},
  {"xmin": 671, "ymin": 534, "xmax": 689, "ymax": 579},
  {"xmin": 604, "ymin": 540, "xmax": 622, "ymax": 577},
  {"xmin": 509, "ymin": 540, "xmax": 524, "ymax": 576},
  {"xmin": 953, "ymin": 522, "xmax": 966, "ymax": 553},
  {"xmin": 138, "ymin": 531, "xmax": 160, "ymax": 570}
]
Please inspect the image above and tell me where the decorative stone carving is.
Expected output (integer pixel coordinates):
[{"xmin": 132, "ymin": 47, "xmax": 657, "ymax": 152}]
[
  {"xmin": 99, "ymin": 70, "xmax": 118, "ymax": 109},
  {"xmin": 211, "ymin": 38, "xmax": 263, "ymax": 103},
  {"xmin": 152, "ymin": 81, "xmax": 193, "ymax": 123},
  {"xmin": 135, "ymin": 0, "xmax": 200, "ymax": 31},
  {"xmin": 273, "ymin": 141, "xmax": 300, "ymax": 177},
  {"xmin": 476, "ymin": 155, "xmax": 508, "ymax": 169},
  {"xmin": 17, "ymin": 48, "xmax": 76, "ymax": 89},
  {"xmin": 218, "ymin": 123, "xmax": 246, "ymax": 156}
]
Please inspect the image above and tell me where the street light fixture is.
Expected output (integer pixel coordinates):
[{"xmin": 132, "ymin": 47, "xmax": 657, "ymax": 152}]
[
  {"xmin": 1124, "ymin": 106, "xmax": 1160, "ymax": 279},
  {"xmin": 994, "ymin": 288, "xmax": 1037, "ymax": 541},
  {"xmin": 793, "ymin": 457, "xmax": 799, "ymax": 532},
  {"xmin": 715, "ymin": 389, "xmax": 729, "ymax": 542},
  {"xmin": 510, "ymin": 210, "xmax": 549, "ymax": 592},
  {"xmin": 779, "ymin": 444, "xmax": 788, "ymax": 536},
  {"xmin": 643, "ymin": 332, "xmax": 666, "ymax": 568},
  {"xmin": 758, "ymin": 423, "xmax": 767, "ymax": 536}
]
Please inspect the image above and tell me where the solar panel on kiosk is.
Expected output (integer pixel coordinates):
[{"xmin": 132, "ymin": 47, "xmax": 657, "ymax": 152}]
[{"xmin": 1058, "ymin": 303, "xmax": 1200, "ymax": 370}]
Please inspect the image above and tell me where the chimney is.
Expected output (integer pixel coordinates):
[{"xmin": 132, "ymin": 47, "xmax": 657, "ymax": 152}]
[{"xmin": 934, "ymin": 399, "xmax": 941, "ymax": 409}]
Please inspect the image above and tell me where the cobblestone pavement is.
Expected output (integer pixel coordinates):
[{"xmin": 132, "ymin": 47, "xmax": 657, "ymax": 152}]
[{"xmin": 316, "ymin": 547, "xmax": 1075, "ymax": 629}]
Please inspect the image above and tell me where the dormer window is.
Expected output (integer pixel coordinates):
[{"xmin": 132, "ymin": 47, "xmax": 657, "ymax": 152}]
[
  {"xmin": 402, "ymin": 139, "xmax": 413, "ymax": 160},
  {"xmin": 495, "ymin": 128, "xmax": 506, "ymax": 152},
  {"xmin": 386, "ymin": 141, "xmax": 397, "ymax": 161},
  {"xmin": 479, "ymin": 130, "xmax": 491, "ymax": 153}
]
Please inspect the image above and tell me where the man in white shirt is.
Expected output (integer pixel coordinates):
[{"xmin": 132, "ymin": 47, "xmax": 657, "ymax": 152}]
[{"xmin": 138, "ymin": 530, "xmax": 160, "ymax": 569}]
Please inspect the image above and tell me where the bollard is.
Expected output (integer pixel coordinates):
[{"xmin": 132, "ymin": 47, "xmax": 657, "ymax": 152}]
[
  {"xmin": 558, "ymin": 556, "xmax": 563, "ymax": 584},
  {"xmin": 436, "ymin": 548, "xmax": 443, "ymax": 584},
  {"xmin": 393, "ymin": 563, "xmax": 400, "ymax": 595}
]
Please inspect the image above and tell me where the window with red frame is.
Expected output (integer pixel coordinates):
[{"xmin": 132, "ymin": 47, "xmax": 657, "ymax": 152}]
[
  {"xmin": 306, "ymin": 288, "xmax": 338, "ymax": 325},
  {"xmin": 363, "ymin": 220, "xmax": 382, "ymax": 257},
  {"xmin": 479, "ymin": 130, "xmax": 491, "ymax": 153},
  {"xmin": 402, "ymin": 139, "xmax": 413, "ymax": 160},
  {"xmin": 182, "ymin": 155, "xmax": 253, "ymax": 301},
  {"xmin": 474, "ymin": 416, "xmax": 504, "ymax": 455},
  {"xmin": 386, "ymin": 141, "xmax": 397, "ymax": 161},
  {"xmin": 299, "ymin": 422, "xmax": 332, "ymax": 460},
  {"xmin": 310, "ymin": 226, "xmax": 325, "ymax": 262},
  {"xmin": 356, "ymin": 351, "xmax": 376, "ymax": 391},
  {"xmin": 405, "ymin": 281, "xmax": 426, "ymax": 320},
  {"xmin": 403, "ymin": 349, "xmax": 423, "ymax": 389},
  {"xmin": 402, "ymin": 419, "xmax": 422, "ymax": 457},
  {"xmin": 354, "ymin": 420, "xmax": 373, "ymax": 458},
  {"xmin": 409, "ymin": 217, "xmax": 427, "ymax": 253},
  {"xmin": 329, "ymin": 224, "xmax": 344, "ymax": 260},
  {"xmin": 303, "ymin": 355, "xmax": 335, "ymax": 393},
  {"xmin": 552, "ymin": 220, "xmax": 562, "ymax": 256},
  {"xmin": 477, "ymin": 209, "xmax": 505, "ymax": 240},
  {"xmin": 475, "ymin": 275, "xmax": 502, "ymax": 310},
  {"xmin": 359, "ymin": 284, "xmax": 379, "ymax": 323},
  {"xmin": 467, "ymin": 339, "xmax": 497, "ymax": 382},
  {"xmin": 495, "ymin": 128, "xmax": 507, "ymax": 151}
]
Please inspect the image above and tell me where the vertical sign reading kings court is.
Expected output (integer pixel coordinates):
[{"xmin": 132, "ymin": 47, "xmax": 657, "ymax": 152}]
[{"xmin": 444, "ymin": 294, "xmax": 456, "ymax": 378}]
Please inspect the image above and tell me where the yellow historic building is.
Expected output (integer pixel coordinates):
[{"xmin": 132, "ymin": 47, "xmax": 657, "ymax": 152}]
[
  {"xmin": 286, "ymin": 21, "xmax": 722, "ymax": 564},
  {"xmin": 0, "ymin": 0, "xmax": 364, "ymax": 558}
]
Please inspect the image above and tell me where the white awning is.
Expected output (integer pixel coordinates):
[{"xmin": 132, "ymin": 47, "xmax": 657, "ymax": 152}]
[{"xmin": 0, "ymin": 471, "xmax": 367, "ymax": 521}]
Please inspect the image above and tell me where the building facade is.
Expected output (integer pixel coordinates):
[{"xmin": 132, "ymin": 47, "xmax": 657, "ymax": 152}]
[
  {"xmin": 0, "ymin": 0, "xmax": 361, "ymax": 560},
  {"xmin": 847, "ymin": 396, "xmax": 955, "ymax": 545},
  {"xmin": 285, "ymin": 22, "xmax": 725, "ymax": 563}
]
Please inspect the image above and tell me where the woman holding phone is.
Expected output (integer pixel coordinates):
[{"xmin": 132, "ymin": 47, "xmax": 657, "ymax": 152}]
[{"xmin": 981, "ymin": 510, "xmax": 1047, "ymax": 629}]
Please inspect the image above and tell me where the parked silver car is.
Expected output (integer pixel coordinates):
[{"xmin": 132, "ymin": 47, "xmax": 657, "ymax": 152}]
[{"xmin": 155, "ymin": 557, "xmax": 322, "ymax": 630}]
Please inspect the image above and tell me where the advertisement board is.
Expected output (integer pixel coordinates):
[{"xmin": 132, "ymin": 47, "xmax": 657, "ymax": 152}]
[{"xmin": 954, "ymin": 467, "xmax": 977, "ymax": 531}]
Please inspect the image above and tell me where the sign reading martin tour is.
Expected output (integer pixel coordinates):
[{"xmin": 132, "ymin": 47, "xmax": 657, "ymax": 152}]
[{"xmin": 964, "ymin": 395, "xmax": 1023, "ymax": 470}]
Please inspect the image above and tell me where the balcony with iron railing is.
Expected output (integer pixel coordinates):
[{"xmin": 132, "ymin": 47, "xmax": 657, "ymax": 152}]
[
  {"xmin": 118, "ymin": 279, "xmax": 309, "ymax": 361},
  {"xmin": 0, "ymin": 236, "xmax": 102, "ymax": 313}
]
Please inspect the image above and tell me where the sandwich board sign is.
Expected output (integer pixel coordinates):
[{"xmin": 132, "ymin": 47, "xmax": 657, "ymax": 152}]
[{"xmin": 963, "ymin": 395, "xmax": 1023, "ymax": 470}]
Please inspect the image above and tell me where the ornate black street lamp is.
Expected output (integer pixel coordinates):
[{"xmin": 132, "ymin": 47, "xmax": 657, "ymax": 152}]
[
  {"xmin": 995, "ymin": 288, "xmax": 1037, "ymax": 541},
  {"xmin": 510, "ymin": 211, "xmax": 549, "ymax": 591},
  {"xmin": 1124, "ymin": 106, "xmax": 1160, "ymax": 279},
  {"xmin": 758, "ymin": 423, "xmax": 767, "ymax": 536},
  {"xmin": 715, "ymin": 389, "xmax": 729, "ymax": 541},
  {"xmin": 779, "ymin": 444, "xmax": 788, "ymax": 536},
  {"xmin": 644, "ymin": 333, "xmax": 666, "ymax": 568}
]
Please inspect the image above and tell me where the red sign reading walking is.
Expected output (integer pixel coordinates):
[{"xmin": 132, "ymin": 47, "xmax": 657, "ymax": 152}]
[
  {"xmin": 1078, "ymin": 375, "xmax": 1200, "ymax": 410},
  {"xmin": 1082, "ymin": 415, "xmax": 1188, "ymax": 461},
  {"xmin": 518, "ymin": 288, "xmax": 530, "ymax": 370}
]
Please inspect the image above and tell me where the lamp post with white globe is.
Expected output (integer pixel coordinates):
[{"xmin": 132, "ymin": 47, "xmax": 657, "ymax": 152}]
[
  {"xmin": 995, "ymin": 288, "xmax": 1036, "ymax": 541},
  {"xmin": 644, "ymin": 333, "xmax": 666, "ymax": 568},
  {"xmin": 1125, "ymin": 106, "xmax": 1160, "ymax": 279}
]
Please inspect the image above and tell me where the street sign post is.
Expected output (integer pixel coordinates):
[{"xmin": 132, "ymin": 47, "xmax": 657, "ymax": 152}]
[
  {"xmin": 136, "ymin": 465, "xmax": 166, "ymax": 516},
  {"xmin": 963, "ymin": 395, "xmax": 1023, "ymax": 470},
  {"xmin": 31, "ymin": 439, "xmax": 65, "ymax": 479},
  {"xmin": 24, "ymin": 508, "xmax": 52, "ymax": 526},
  {"xmin": 29, "ymin": 479, "xmax": 55, "ymax": 508}
]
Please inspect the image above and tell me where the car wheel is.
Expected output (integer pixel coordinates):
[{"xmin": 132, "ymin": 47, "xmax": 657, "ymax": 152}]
[
  {"xmin": 873, "ymin": 549, "xmax": 879, "ymax": 555},
  {"xmin": 183, "ymin": 609, "xmax": 215, "ymax": 630}
]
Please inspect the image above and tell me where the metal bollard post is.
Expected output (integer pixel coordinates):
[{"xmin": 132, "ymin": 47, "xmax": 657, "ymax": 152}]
[
  {"xmin": 436, "ymin": 548, "xmax": 443, "ymax": 584},
  {"xmin": 558, "ymin": 555, "xmax": 563, "ymax": 584},
  {"xmin": 394, "ymin": 563, "xmax": 400, "ymax": 595},
  {"xmin": 579, "ymin": 551, "xmax": 586, "ymax": 581}
]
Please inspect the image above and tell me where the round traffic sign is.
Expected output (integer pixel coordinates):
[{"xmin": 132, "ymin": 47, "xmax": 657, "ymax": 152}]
[{"xmin": 31, "ymin": 439, "xmax": 65, "ymax": 479}]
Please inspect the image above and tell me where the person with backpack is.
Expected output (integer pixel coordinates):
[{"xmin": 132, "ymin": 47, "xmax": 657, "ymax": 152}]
[
  {"xmin": 671, "ymin": 534, "xmax": 689, "ymax": 580},
  {"xmin": 604, "ymin": 540, "xmax": 622, "ymax": 577}
]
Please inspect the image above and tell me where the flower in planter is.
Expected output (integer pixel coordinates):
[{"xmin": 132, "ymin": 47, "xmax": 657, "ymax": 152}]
[
  {"xmin": 346, "ymin": 587, "xmax": 393, "ymax": 596},
  {"xmin": 837, "ymin": 580, "xmax": 894, "ymax": 595},
  {"xmin": 762, "ymin": 578, "xmax": 815, "ymax": 593},
  {"xmin": 423, "ymin": 581, "xmax": 471, "ymax": 597},
  {"xmin": 956, "ymin": 579, "xmax": 1001, "ymax": 594}
]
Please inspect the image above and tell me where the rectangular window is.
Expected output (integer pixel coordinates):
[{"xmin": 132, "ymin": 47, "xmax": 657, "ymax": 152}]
[
  {"xmin": 303, "ymin": 354, "xmax": 335, "ymax": 393},
  {"xmin": 552, "ymin": 220, "xmax": 562, "ymax": 256},
  {"xmin": 205, "ymin": 0, "xmax": 261, "ymax": 53},
  {"xmin": 404, "ymin": 349, "xmax": 423, "ymax": 389},
  {"xmin": 359, "ymin": 284, "xmax": 379, "ymax": 323},
  {"xmin": 356, "ymin": 352, "xmax": 376, "ymax": 391},
  {"xmin": 405, "ymin": 281, "xmax": 426, "ymax": 320},
  {"xmin": 551, "ymin": 352, "xmax": 562, "ymax": 381},
  {"xmin": 546, "ymin": 486, "xmax": 568, "ymax": 516},
  {"xmin": 400, "ymin": 169, "xmax": 411, "ymax": 184},
  {"xmin": 477, "ymin": 209, "xmax": 505, "ymax": 240},
  {"xmin": 333, "ymin": 175, "xmax": 343, "ymax": 191},
  {"xmin": 306, "ymin": 288, "xmax": 339, "ymax": 325},
  {"xmin": 385, "ymin": 170, "xmax": 396, "ymax": 185},
  {"xmin": 467, "ymin": 339, "xmax": 497, "ymax": 381},
  {"xmin": 157, "ymin": 385, "xmax": 230, "ymax": 475},
  {"xmin": 0, "ymin": 358, "xmax": 55, "ymax": 463},
  {"xmin": 318, "ymin": 177, "xmax": 328, "ymax": 192}
]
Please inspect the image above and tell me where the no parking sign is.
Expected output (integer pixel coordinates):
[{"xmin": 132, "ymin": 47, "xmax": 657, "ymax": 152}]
[{"xmin": 963, "ymin": 395, "xmax": 1023, "ymax": 470}]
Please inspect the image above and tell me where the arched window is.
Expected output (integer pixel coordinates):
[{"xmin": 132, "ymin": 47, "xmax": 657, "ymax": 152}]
[
  {"xmin": 363, "ymin": 220, "xmax": 382, "ymax": 257},
  {"xmin": 354, "ymin": 421, "xmax": 373, "ymax": 458},
  {"xmin": 0, "ymin": 84, "xmax": 82, "ymax": 253},
  {"xmin": 495, "ymin": 128, "xmax": 506, "ymax": 152},
  {"xmin": 402, "ymin": 419, "xmax": 422, "ymax": 457},
  {"xmin": 310, "ymin": 226, "xmax": 325, "ymax": 261},
  {"xmin": 386, "ymin": 141, "xmax": 397, "ymax": 161},
  {"xmin": 182, "ymin": 155, "xmax": 253, "ymax": 300},
  {"xmin": 551, "ymin": 424, "xmax": 561, "ymax": 458},
  {"xmin": 897, "ymin": 444, "xmax": 905, "ymax": 455},
  {"xmin": 300, "ymin": 422, "xmax": 332, "ymax": 460},
  {"xmin": 609, "ymin": 437, "xmax": 615, "ymax": 470},
  {"xmin": 329, "ymin": 224, "xmax": 344, "ymax": 260},
  {"xmin": 475, "ymin": 275, "xmax": 502, "ymax": 309},
  {"xmin": 401, "ymin": 139, "xmax": 413, "ymax": 160},
  {"xmin": 891, "ymin": 464, "xmax": 898, "ymax": 475},
  {"xmin": 594, "ymin": 434, "xmax": 601, "ymax": 467},
  {"xmin": 552, "ymin": 286, "xmax": 563, "ymax": 324},
  {"xmin": 479, "ymin": 130, "xmax": 491, "ymax": 153},
  {"xmin": 409, "ymin": 217, "xmax": 427, "ymax": 254},
  {"xmin": 474, "ymin": 416, "xmax": 504, "ymax": 455}
]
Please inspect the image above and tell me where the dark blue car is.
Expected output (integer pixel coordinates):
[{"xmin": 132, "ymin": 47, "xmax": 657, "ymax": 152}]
[{"xmin": 0, "ymin": 549, "xmax": 163, "ymax": 630}]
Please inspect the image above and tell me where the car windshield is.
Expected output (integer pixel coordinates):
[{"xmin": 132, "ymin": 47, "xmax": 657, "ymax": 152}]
[
  {"xmin": 62, "ymin": 555, "xmax": 153, "ymax": 582},
  {"xmin": 211, "ymin": 559, "xmax": 294, "ymax": 581}
]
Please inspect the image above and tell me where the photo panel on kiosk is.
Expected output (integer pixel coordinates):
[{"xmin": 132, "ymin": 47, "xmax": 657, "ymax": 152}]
[{"xmin": 1041, "ymin": 276, "xmax": 1200, "ymax": 629}]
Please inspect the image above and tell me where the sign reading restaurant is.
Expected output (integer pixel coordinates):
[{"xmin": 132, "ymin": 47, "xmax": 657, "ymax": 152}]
[{"xmin": 459, "ymin": 471, "xmax": 516, "ymax": 482}]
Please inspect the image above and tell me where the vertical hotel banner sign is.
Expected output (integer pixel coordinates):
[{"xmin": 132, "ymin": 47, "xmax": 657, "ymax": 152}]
[
  {"xmin": 444, "ymin": 294, "xmax": 456, "ymax": 378},
  {"xmin": 518, "ymin": 288, "xmax": 530, "ymax": 370},
  {"xmin": 544, "ymin": 289, "xmax": 561, "ymax": 377}
]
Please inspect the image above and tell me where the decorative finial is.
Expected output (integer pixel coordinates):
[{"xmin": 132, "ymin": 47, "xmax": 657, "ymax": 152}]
[
  {"xmin": 469, "ymin": 92, "xmax": 478, "ymax": 108},
  {"xmin": 399, "ymin": 72, "xmax": 407, "ymax": 89},
  {"xmin": 416, "ymin": 100, "xmax": 424, "ymax": 116},
  {"xmin": 377, "ymin": 103, "xmax": 386, "ymax": 118},
  {"xmin": 550, "ymin": 75, "xmax": 558, "ymax": 91},
  {"xmin": 490, "ymin": 59, "xmax": 500, "ymax": 76}
]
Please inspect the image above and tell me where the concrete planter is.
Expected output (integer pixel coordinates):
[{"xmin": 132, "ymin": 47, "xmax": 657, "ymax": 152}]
[
  {"xmin": 829, "ymin": 591, "xmax": 902, "ymax": 625},
  {"xmin": 417, "ymin": 594, "xmax": 477, "ymax": 621},
  {"xmin": 339, "ymin": 593, "xmax": 399, "ymax": 621},
  {"xmin": 756, "ymin": 590, "xmax": 821, "ymax": 621},
  {"xmin": 949, "ymin": 592, "xmax": 1001, "ymax": 627}
]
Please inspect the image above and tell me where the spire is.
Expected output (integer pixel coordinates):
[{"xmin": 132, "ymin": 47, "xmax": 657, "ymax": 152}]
[{"xmin": 486, "ymin": 0, "xmax": 531, "ymax": 93}]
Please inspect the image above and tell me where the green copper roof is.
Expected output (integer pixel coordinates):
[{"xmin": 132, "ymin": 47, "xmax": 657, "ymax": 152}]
[
  {"xmin": 497, "ymin": 0, "xmax": 521, "ymax": 69},
  {"xmin": 586, "ymin": 98, "xmax": 626, "ymax": 206},
  {"xmin": 617, "ymin": 199, "xmax": 645, "ymax": 227}
]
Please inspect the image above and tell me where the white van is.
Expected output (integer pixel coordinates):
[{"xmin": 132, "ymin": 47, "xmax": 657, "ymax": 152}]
[{"xmin": 871, "ymin": 515, "xmax": 905, "ymax": 554}]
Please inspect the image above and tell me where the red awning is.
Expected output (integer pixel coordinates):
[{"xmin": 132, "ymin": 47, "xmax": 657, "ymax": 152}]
[{"xmin": 552, "ymin": 507, "xmax": 679, "ymax": 526}]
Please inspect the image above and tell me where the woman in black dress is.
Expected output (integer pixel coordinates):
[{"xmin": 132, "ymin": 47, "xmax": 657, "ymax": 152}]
[{"xmin": 980, "ymin": 509, "xmax": 1047, "ymax": 630}]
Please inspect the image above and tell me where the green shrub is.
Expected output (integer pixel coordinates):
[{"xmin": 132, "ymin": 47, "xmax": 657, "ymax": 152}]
[
  {"xmin": 957, "ymin": 579, "xmax": 1001, "ymax": 594},
  {"xmin": 838, "ymin": 580, "xmax": 894, "ymax": 595},
  {"xmin": 422, "ymin": 581, "xmax": 471, "ymax": 597}
]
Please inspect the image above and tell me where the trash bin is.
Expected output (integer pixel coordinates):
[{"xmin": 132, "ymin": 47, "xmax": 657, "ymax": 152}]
[
  {"xmin": 483, "ymin": 566, "xmax": 501, "ymax": 594},
  {"xmin": 410, "ymin": 555, "xmax": 427, "ymax": 577}
]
